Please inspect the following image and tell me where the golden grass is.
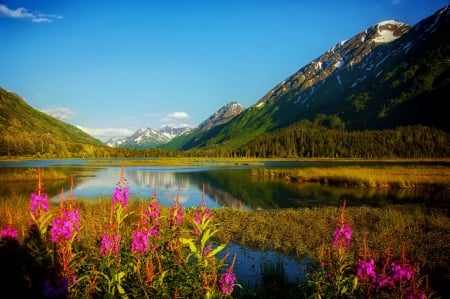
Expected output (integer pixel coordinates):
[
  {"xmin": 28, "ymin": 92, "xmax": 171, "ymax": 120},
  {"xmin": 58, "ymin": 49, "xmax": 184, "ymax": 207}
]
[{"xmin": 251, "ymin": 164, "xmax": 450, "ymax": 188}]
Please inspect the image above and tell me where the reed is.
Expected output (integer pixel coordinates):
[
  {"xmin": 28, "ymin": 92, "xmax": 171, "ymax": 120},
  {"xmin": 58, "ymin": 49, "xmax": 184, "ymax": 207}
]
[{"xmin": 251, "ymin": 165, "xmax": 450, "ymax": 189}]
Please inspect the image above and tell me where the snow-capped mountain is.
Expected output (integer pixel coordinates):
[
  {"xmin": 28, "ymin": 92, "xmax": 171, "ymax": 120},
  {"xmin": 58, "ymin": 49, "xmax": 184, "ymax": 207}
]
[
  {"xmin": 255, "ymin": 19, "xmax": 411, "ymax": 108},
  {"xmin": 105, "ymin": 126, "xmax": 193, "ymax": 148}
]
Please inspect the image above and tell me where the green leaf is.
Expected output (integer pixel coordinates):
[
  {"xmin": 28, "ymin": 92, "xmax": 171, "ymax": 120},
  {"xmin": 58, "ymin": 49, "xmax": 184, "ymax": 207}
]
[
  {"xmin": 207, "ymin": 244, "xmax": 225, "ymax": 258},
  {"xmin": 180, "ymin": 237, "xmax": 197, "ymax": 254}
]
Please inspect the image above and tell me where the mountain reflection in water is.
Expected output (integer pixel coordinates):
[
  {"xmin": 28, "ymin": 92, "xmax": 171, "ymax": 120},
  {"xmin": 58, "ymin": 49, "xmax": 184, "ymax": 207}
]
[{"xmin": 0, "ymin": 160, "xmax": 448, "ymax": 212}]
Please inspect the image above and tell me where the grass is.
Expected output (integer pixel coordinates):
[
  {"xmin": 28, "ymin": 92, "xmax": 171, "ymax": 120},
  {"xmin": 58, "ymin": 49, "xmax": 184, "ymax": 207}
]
[{"xmin": 250, "ymin": 164, "xmax": 450, "ymax": 189}]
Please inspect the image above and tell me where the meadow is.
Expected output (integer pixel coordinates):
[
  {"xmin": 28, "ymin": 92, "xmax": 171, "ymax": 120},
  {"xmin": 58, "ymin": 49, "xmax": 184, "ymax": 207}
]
[{"xmin": 0, "ymin": 160, "xmax": 449, "ymax": 298}]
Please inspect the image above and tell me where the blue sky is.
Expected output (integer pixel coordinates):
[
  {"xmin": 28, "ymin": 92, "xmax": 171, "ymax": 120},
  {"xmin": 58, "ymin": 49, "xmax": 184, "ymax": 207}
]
[{"xmin": 1, "ymin": 0, "xmax": 448, "ymax": 141}]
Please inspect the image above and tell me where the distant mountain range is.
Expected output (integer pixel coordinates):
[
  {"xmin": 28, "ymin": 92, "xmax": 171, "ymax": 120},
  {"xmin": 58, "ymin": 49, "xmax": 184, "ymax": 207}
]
[
  {"xmin": 105, "ymin": 126, "xmax": 193, "ymax": 148},
  {"xmin": 1, "ymin": 5, "xmax": 449, "ymax": 156},
  {"xmin": 107, "ymin": 101, "xmax": 245, "ymax": 149}
]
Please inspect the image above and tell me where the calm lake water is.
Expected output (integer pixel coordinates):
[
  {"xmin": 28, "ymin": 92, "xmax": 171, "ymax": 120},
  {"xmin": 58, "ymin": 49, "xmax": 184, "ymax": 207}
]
[{"xmin": 0, "ymin": 158, "xmax": 448, "ymax": 212}]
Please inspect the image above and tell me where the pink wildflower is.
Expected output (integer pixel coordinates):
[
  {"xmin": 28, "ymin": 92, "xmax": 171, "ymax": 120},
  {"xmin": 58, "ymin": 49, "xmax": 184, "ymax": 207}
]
[
  {"xmin": 30, "ymin": 192, "xmax": 49, "ymax": 219},
  {"xmin": 390, "ymin": 261, "xmax": 413, "ymax": 283},
  {"xmin": 333, "ymin": 224, "xmax": 352, "ymax": 249},
  {"xmin": 99, "ymin": 233, "xmax": 120, "ymax": 257},
  {"xmin": 50, "ymin": 208, "xmax": 80, "ymax": 243},
  {"xmin": 112, "ymin": 186, "xmax": 129, "ymax": 208},
  {"xmin": 1, "ymin": 226, "xmax": 18, "ymax": 240},
  {"xmin": 219, "ymin": 271, "xmax": 236, "ymax": 296},
  {"xmin": 169, "ymin": 197, "xmax": 183, "ymax": 228},
  {"xmin": 130, "ymin": 229, "xmax": 149, "ymax": 256},
  {"xmin": 356, "ymin": 258, "xmax": 377, "ymax": 281}
]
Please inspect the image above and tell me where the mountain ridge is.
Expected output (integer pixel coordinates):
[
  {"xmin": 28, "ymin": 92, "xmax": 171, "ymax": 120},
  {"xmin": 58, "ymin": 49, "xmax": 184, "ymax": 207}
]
[{"xmin": 165, "ymin": 5, "xmax": 450, "ymax": 150}]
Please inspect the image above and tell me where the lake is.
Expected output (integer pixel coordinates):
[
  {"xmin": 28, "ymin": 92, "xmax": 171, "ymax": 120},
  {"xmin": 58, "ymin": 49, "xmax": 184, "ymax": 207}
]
[{"xmin": 0, "ymin": 158, "xmax": 448, "ymax": 212}]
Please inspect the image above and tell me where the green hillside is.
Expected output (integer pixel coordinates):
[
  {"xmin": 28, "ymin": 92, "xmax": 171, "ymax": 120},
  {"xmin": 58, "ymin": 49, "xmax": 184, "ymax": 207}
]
[{"xmin": 0, "ymin": 87, "xmax": 105, "ymax": 157}]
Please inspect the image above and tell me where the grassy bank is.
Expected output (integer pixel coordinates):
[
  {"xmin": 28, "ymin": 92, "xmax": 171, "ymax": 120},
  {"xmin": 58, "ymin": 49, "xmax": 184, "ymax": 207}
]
[{"xmin": 250, "ymin": 164, "xmax": 450, "ymax": 189}]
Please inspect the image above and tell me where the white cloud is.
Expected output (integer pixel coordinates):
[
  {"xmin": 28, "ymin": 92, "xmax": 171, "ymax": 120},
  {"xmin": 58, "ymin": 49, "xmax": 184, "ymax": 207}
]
[
  {"xmin": 391, "ymin": 0, "xmax": 401, "ymax": 5},
  {"xmin": 163, "ymin": 112, "xmax": 190, "ymax": 121},
  {"xmin": 77, "ymin": 126, "xmax": 134, "ymax": 141},
  {"xmin": 41, "ymin": 106, "xmax": 77, "ymax": 121},
  {"xmin": 0, "ymin": 4, "xmax": 62, "ymax": 23}
]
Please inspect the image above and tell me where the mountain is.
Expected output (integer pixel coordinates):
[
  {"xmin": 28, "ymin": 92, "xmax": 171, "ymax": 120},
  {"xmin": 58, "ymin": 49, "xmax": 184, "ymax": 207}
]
[
  {"xmin": 106, "ymin": 126, "xmax": 193, "ymax": 149},
  {"xmin": 196, "ymin": 101, "xmax": 246, "ymax": 131},
  {"xmin": 0, "ymin": 87, "xmax": 105, "ymax": 156},
  {"xmin": 168, "ymin": 5, "xmax": 450, "ymax": 150},
  {"xmin": 162, "ymin": 101, "xmax": 245, "ymax": 150}
]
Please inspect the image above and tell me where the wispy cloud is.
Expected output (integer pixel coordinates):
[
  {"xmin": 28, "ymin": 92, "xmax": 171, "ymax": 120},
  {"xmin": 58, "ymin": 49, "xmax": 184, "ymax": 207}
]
[
  {"xmin": 77, "ymin": 126, "xmax": 135, "ymax": 141},
  {"xmin": 163, "ymin": 112, "xmax": 190, "ymax": 121},
  {"xmin": 41, "ymin": 106, "xmax": 77, "ymax": 121},
  {"xmin": 0, "ymin": 4, "xmax": 62, "ymax": 23},
  {"xmin": 391, "ymin": 0, "xmax": 401, "ymax": 5}
]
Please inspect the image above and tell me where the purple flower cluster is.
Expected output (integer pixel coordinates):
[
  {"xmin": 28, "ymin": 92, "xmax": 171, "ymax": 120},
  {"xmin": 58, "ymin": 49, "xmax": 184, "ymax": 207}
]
[
  {"xmin": 1, "ymin": 226, "xmax": 18, "ymax": 240},
  {"xmin": 99, "ymin": 233, "xmax": 120, "ymax": 257},
  {"xmin": 145, "ymin": 201, "xmax": 160, "ymax": 221},
  {"xmin": 194, "ymin": 206, "xmax": 211, "ymax": 225},
  {"xmin": 30, "ymin": 192, "xmax": 49, "ymax": 219},
  {"xmin": 356, "ymin": 258, "xmax": 416, "ymax": 291},
  {"xmin": 169, "ymin": 201, "xmax": 183, "ymax": 228},
  {"xmin": 390, "ymin": 261, "xmax": 413, "ymax": 283},
  {"xmin": 50, "ymin": 208, "xmax": 80, "ymax": 243},
  {"xmin": 112, "ymin": 187, "xmax": 129, "ymax": 208},
  {"xmin": 144, "ymin": 201, "xmax": 161, "ymax": 240},
  {"xmin": 356, "ymin": 258, "xmax": 376, "ymax": 282},
  {"xmin": 333, "ymin": 224, "xmax": 352, "ymax": 249},
  {"xmin": 130, "ymin": 229, "xmax": 149, "ymax": 256},
  {"xmin": 219, "ymin": 270, "xmax": 236, "ymax": 296}
]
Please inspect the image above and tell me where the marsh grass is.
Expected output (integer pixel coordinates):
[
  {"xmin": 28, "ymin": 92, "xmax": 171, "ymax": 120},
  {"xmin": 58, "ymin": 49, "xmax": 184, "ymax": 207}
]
[{"xmin": 251, "ymin": 165, "xmax": 450, "ymax": 189}]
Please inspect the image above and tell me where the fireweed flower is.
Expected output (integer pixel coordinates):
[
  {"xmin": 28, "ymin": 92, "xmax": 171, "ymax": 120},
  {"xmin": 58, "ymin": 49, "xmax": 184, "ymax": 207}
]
[
  {"xmin": 390, "ymin": 261, "xmax": 413, "ymax": 283},
  {"xmin": 194, "ymin": 205, "xmax": 211, "ymax": 225},
  {"xmin": 356, "ymin": 258, "xmax": 377, "ymax": 281},
  {"xmin": 219, "ymin": 270, "xmax": 237, "ymax": 296},
  {"xmin": 50, "ymin": 208, "xmax": 80, "ymax": 243},
  {"xmin": 112, "ymin": 186, "xmax": 129, "ymax": 208},
  {"xmin": 144, "ymin": 199, "xmax": 161, "ymax": 228},
  {"xmin": 169, "ymin": 197, "xmax": 183, "ymax": 228},
  {"xmin": 100, "ymin": 233, "xmax": 120, "ymax": 257},
  {"xmin": 1, "ymin": 226, "xmax": 18, "ymax": 240},
  {"xmin": 131, "ymin": 229, "xmax": 150, "ymax": 256},
  {"xmin": 333, "ymin": 224, "xmax": 352, "ymax": 249},
  {"xmin": 30, "ymin": 192, "xmax": 49, "ymax": 219}
]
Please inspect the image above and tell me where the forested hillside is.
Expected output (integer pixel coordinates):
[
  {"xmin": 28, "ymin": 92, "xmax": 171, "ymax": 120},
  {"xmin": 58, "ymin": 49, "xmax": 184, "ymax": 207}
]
[{"xmin": 0, "ymin": 88, "xmax": 106, "ymax": 157}]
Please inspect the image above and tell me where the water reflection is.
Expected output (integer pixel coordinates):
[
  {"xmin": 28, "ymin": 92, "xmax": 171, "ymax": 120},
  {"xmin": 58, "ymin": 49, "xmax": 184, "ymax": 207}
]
[{"xmin": 0, "ymin": 160, "xmax": 448, "ymax": 212}]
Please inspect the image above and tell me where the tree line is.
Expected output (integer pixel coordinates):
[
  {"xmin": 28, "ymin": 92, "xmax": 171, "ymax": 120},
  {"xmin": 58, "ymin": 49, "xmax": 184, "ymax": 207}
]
[{"xmin": 1, "ymin": 124, "xmax": 449, "ymax": 159}]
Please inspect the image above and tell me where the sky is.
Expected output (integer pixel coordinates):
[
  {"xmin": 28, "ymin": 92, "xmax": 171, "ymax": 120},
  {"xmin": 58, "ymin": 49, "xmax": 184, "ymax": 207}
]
[{"xmin": 1, "ymin": 0, "xmax": 448, "ymax": 141}]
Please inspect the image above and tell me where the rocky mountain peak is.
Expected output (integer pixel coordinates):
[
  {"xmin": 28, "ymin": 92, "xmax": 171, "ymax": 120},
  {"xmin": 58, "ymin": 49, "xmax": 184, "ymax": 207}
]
[
  {"xmin": 255, "ymin": 19, "xmax": 411, "ymax": 108},
  {"xmin": 197, "ymin": 101, "xmax": 245, "ymax": 131}
]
